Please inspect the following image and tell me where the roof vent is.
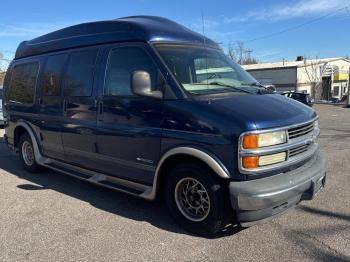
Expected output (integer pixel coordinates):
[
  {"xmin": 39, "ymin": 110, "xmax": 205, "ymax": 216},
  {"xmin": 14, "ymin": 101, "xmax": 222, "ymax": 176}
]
[{"xmin": 296, "ymin": 56, "xmax": 304, "ymax": 61}]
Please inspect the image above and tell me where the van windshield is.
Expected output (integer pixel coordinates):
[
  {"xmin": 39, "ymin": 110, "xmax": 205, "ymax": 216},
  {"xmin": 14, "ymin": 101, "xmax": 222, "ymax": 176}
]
[{"xmin": 155, "ymin": 44, "xmax": 262, "ymax": 95}]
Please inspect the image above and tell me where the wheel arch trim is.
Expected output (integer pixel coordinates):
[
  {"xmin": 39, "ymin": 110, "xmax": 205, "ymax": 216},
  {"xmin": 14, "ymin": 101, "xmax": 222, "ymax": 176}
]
[
  {"xmin": 13, "ymin": 121, "xmax": 48, "ymax": 165},
  {"xmin": 144, "ymin": 147, "xmax": 231, "ymax": 200}
]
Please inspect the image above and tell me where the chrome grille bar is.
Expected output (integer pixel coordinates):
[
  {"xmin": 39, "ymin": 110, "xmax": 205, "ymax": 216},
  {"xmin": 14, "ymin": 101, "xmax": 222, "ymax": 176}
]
[
  {"xmin": 289, "ymin": 144, "xmax": 310, "ymax": 157},
  {"xmin": 288, "ymin": 122, "xmax": 314, "ymax": 139}
]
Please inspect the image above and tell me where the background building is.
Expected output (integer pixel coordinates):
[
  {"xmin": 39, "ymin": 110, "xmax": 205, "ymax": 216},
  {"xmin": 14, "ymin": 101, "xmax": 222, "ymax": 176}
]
[{"xmin": 243, "ymin": 57, "xmax": 350, "ymax": 100}]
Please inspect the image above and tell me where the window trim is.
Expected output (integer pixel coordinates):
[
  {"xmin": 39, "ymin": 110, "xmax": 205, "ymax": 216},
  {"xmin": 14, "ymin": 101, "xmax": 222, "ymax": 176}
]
[
  {"xmin": 103, "ymin": 44, "xmax": 164, "ymax": 98},
  {"xmin": 41, "ymin": 53, "xmax": 69, "ymax": 97},
  {"xmin": 62, "ymin": 47, "xmax": 98, "ymax": 98},
  {"xmin": 8, "ymin": 61, "xmax": 40, "ymax": 105}
]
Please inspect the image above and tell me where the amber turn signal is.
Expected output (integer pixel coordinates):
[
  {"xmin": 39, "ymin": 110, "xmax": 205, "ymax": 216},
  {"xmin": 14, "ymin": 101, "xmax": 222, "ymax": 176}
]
[
  {"xmin": 242, "ymin": 134, "xmax": 258, "ymax": 149},
  {"xmin": 242, "ymin": 156, "xmax": 259, "ymax": 169}
]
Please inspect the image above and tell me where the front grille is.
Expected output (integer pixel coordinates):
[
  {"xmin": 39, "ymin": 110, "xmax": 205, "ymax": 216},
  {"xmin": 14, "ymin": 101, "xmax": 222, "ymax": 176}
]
[
  {"xmin": 289, "ymin": 144, "xmax": 311, "ymax": 157},
  {"xmin": 288, "ymin": 122, "xmax": 314, "ymax": 140}
]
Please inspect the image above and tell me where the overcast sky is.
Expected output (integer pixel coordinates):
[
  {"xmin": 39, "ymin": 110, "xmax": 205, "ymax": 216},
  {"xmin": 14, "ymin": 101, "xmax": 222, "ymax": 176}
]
[{"xmin": 1, "ymin": 0, "xmax": 350, "ymax": 62}]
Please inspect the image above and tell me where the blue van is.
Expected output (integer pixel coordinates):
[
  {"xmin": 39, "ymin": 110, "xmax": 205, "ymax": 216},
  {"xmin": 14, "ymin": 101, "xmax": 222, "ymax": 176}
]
[
  {"xmin": 0, "ymin": 85, "xmax": 3, "ymax": 126},
  {"xmin": 2, "ymin": 16, "xmax": 326, "ymax": 236}
]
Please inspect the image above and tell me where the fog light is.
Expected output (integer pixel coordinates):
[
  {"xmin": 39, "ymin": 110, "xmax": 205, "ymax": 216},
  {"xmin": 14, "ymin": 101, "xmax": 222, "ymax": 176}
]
[{"xmin": 259, "ymin": 152, "xmax": 286, "ymax": 166}]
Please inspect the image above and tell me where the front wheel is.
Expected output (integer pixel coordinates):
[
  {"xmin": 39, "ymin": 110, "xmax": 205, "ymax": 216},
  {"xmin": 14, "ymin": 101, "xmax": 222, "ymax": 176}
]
[{"xmin": 165, "ymin": 163, "xmax": 230, "ymax": 237}]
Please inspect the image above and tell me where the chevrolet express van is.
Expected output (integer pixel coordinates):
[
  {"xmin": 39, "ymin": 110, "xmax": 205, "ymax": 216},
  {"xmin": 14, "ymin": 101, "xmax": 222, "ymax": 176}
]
[
  {"xmin": 0, "ymin": 86, "xmax": 3, "ymax": 126},
  {"xmin": 2, "ymin": 16, "xmax": 326, "ymax": 236}
]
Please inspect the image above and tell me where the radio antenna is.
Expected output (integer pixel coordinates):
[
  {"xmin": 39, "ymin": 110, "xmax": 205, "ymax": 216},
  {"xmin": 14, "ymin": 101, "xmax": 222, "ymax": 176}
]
[
  {"xmin": 201, "ymin": 11, "xmax": 209, "ymax": 88},
  {"xmin": 201, "ymin": 11, "xmax": 206, "ymax": 41}
]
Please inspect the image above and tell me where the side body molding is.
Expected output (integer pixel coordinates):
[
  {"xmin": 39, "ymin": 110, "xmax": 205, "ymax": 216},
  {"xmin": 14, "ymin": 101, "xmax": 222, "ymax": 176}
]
[
  {"xmin": 143, "ymin": 147, "xmax": 231, "ymax": 200},
  {"xmin": 11, "ymin": 125, "xmax": 231, "ymax": 201}
]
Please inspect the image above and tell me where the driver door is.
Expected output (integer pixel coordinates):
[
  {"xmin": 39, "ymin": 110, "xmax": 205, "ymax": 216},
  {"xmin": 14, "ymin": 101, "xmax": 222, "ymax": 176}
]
[{"xmin": 95, "ymin": 44, "xmax": 165, "ymax": 185}]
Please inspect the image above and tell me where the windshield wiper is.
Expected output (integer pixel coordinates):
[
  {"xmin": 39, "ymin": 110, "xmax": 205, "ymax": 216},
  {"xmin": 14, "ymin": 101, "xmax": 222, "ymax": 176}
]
[
  {"xmin": 240, "ymin": 82, "xmax": 265, "ymax": 87},
  {"xmin": 206, "ymin": 81, "xmax": 255, "ymax": 94},
  {"xmin": 240, "ymin": 82, "xmax": 272, "ymax": 94}
]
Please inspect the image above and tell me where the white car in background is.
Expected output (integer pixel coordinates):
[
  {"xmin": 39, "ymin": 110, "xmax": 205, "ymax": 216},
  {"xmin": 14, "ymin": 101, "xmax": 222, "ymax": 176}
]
[{"xmin": 0, "ymin": 85, "xmax": 3, "ymax": 126}]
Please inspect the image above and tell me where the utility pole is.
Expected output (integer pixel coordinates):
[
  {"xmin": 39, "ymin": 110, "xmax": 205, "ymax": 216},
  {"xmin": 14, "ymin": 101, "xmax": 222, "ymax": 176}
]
[{"xmin": 246, "ymin": 49, "xmax": 252, "ymax": 60}]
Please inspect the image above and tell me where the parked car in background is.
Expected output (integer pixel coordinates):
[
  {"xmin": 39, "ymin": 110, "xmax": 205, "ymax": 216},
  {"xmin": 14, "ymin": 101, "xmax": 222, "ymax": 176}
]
[
  {"xmin": 3, "ymin": 16, "xmax": 326, "ymax": 236},
  {"xmin": 340, "ymin": 95, "xmax": 348, "ymax": 104},
  {"xmin": 0, "ymin": 85, "xmax": 4, "ymax": 126},
  {"xmin": 282, "ymin": 91, "xmax": 313, "ymax": 107}
]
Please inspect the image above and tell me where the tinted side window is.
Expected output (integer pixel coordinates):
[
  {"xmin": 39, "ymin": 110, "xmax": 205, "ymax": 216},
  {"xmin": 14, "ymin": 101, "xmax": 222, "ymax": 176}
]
[
  {"xmin": 8, "ymin": 62, "xmax": 39, "ymax": 104},
  {"xmin": 42, "ymin": 54, "xmax": 68, "ymax": 96},
  {"xmin": 105, "ymin": 47, "xmax": 158, "ymax": 96},
  {"xmin": 64, "ymin": 49, "xmax": 97, "ymax": 97}
]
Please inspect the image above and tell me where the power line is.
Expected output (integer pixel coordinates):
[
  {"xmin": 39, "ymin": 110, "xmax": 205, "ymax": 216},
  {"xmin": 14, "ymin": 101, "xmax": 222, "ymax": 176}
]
[{"xmin": 246, "ymin": 4, "xmax": 350, "ymax": 43}]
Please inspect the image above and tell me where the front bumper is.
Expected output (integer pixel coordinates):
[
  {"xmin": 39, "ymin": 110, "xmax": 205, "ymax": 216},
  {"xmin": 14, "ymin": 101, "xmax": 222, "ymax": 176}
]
[{"xmin": 229, "ymin": 150, "xmax": 326, "ymax": 227}]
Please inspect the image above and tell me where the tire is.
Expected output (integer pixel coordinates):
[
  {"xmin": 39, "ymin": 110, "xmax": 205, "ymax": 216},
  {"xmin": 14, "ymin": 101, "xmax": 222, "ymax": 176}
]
[
  {"xmin": 19, "ymin": 133, "xmax": 42, "ymax": 173},
  {"xmin": 165, "ymin": 163, "xmax": 230, "ymax": 237}
]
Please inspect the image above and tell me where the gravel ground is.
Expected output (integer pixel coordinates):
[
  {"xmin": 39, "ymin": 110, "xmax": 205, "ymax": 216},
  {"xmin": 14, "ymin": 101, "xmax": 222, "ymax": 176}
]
[{"xmin": 0, "ymin": 104, "xmax": 349, "ymax": 262}]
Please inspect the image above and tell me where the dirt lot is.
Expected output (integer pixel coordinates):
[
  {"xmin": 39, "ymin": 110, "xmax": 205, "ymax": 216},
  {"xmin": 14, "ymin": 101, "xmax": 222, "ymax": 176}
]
[{"xmin": 0, "ymin": 104, "xmax": 349, "ymax": 262}]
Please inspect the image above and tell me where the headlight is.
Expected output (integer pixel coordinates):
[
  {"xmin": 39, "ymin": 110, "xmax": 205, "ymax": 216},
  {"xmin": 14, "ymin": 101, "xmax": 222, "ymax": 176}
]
[{"xmin": 242, "ymin": 131, "xmax": 287, "ymax": 149}]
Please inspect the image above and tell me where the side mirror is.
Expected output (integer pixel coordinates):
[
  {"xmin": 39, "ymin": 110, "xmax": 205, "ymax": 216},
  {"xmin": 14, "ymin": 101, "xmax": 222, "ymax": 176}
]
[
  {"xmin": 131, "ymin": 71, "xmax": 163, "ymax": 99},
  {"xmin": 264, "ymin": 85, "xmax": 277, "ymax": 93}
]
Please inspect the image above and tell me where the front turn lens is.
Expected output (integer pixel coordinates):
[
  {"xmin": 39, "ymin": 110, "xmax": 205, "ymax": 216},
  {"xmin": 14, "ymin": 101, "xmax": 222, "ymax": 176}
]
[
  {"xmin": 242, "ymin": 134, "xmax": 258, "ymax": 149},
  {"xmin": 242, "ymin": 156, "xmax": 259, "ymax": 169}
]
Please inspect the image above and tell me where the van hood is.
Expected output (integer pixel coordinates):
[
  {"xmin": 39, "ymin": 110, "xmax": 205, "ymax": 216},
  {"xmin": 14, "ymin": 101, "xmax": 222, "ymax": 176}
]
[{"xmin": 196, "ymin": 93, "xmax": 317, "ymax": 130}]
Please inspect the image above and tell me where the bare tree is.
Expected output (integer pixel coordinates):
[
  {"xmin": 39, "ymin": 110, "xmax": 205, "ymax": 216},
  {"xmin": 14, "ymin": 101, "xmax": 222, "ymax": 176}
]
[
  {"xmin": 227, "ymin": 42, "xmax": 236, "ymax": 61},
  {"xmin": 242, "ymin": 56, "xmax": 259, "ymax": 65},
  {"xmin": 0, "ymin": 51, "xmax": 11, "ymax": 85},
  {"xmin": 0, "ymin": 73, "xmax": 4, "ymax": 85},
  {"xmin": 0, "ymin": 52, "xmax": 11, "ymax": 70},
  {"xmin": 235, "ymin": 41, "xmax": 245, "ymax": 64},
  {"xmin": 301, "ymin": 56, "xmax": 328, "ymax": 100},
  {"xmin": 227, "ymin": 41, "xmax": 258, "ymax": 65}
]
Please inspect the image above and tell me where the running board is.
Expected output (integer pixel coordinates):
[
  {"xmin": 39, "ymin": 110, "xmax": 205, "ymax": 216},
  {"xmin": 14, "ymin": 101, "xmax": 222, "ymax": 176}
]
[{"xmin": 43, "ymin": 159, "xmax": 153, "ymax": 199}]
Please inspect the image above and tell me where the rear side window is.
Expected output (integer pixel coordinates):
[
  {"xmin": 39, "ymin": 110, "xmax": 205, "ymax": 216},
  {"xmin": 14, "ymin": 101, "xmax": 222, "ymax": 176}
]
[
  {"xmin": 42, "ymin": 54, "xmax": 68, "ymax": 96},
  {"xmin": 105, "ymin": 47, "xmax": 158, "ymax": 96},
  {"xmin": 64, "ymin": 49, "xmax": 97, "ymax": 97},
  {"xmin": 8, "ymin": 62, "xmax": 39, "ymax": 104}
]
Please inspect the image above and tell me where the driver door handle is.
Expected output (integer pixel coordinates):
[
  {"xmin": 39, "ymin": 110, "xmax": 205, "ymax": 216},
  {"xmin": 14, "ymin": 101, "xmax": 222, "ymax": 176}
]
[{"xmin": 97, "ymin": 101, "xmax": 104, "ymax": 121}]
